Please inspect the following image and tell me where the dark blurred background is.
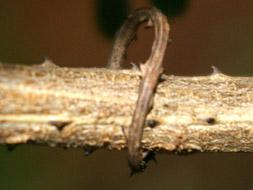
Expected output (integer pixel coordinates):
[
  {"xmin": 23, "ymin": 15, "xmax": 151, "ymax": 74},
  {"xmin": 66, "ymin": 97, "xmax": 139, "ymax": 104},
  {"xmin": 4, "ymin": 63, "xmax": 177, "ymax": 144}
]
[{"xmin": 1, "ymin": 1, "xmax": 253, "ymax": 190}]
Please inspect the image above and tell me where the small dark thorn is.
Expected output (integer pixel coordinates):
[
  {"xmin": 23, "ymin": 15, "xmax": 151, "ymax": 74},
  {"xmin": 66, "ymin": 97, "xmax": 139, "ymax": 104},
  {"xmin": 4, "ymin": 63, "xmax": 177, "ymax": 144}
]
[
  {"xmin": 206, "ymin": 117, "xmax": 216, "ymax": 125},
  {"xmin": 145, "ymin": 119, "xmax": 160, "ymax": 128},
  {"xmin": 83, "ymin": 146, "xmax": 95, "ymax": 156},
  {"xmin": 6, "ymin": 144, "xmax": 18, "ymax": 152},
  {"xmin": 49, "ymin": 121, "xmax": 71, "ymax": 131}
]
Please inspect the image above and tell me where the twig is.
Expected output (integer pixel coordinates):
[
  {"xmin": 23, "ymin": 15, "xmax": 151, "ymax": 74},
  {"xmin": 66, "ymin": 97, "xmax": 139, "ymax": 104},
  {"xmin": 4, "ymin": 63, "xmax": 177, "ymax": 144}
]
[{"xmin": 1, "ymin": 63, "xmax": 253, "ymax": 153}]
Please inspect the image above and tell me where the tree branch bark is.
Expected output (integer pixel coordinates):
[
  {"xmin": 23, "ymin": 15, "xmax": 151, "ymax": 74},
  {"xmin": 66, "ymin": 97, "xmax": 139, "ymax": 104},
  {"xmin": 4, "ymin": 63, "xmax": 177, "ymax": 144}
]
[{"xmin": 1, "ymin": 61, "xmax": 253, "ymax": 153}]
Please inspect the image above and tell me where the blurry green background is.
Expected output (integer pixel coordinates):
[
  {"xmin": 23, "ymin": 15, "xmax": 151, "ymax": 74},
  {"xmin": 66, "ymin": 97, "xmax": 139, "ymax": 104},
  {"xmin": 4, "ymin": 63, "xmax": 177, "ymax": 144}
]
[{"xmin": 1, "ymin": 0, "xmax": 253, "ymax": 190}]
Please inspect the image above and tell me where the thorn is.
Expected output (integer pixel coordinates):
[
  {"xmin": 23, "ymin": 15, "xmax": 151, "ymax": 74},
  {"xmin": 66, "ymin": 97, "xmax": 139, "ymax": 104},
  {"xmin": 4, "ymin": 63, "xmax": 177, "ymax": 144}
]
[
  {"xmin": 145, "ymin": 19, "xmax": 154, "ymax": 28},
  {"xmin": 158, "ymin": 74, "xmax": 167, "ymax": 83},
  {"xmin": 49, "ymin": 121, "xmax": 71, "ymax": 131},
  {"xmin": 40, "ymin": 57, "xmax": 57, "ymax": 68},
  {"xmin": 83, "ymin": 146, "xmax": 95, "ymax": 156},
  {"xmin": 130, "ymin": 62, "xmax": 140, "ymax": 71},
  {"xmin": 143, "ymin": 151, "xmax": 157, "ymax": 164},
  {"xmin": 211, "ymin": 65, "xmax": 222, "ymax": 75}
]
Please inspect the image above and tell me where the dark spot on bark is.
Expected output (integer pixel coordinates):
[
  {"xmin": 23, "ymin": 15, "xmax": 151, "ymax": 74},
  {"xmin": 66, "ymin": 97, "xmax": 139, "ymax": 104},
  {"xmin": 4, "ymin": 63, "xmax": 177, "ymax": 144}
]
[
  {"xmin": 146, "ymin": 119, "xmax": 160, "ymax": 128},
  {"xmin": 206, "ymin": 117, "xmax": 216, "ymax": 125},
  {"xmin": 49, "ymin": 121, "xmax": 71, "ymax": 131}
]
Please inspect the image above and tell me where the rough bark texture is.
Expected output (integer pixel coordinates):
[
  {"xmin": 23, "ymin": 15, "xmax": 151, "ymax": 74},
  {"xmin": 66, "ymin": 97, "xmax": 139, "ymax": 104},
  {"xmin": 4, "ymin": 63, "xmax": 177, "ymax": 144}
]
[{"xmin": 0, "ymin": 61, "xmax": 253, "ymax": 153}]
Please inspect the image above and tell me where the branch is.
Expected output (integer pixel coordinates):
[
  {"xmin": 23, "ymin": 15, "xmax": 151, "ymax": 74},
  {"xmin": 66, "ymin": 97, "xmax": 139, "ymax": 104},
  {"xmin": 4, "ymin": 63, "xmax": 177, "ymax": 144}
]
[{"xmin": 0, "ymin": 62, "xmax": 253, "ymax": 153}]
